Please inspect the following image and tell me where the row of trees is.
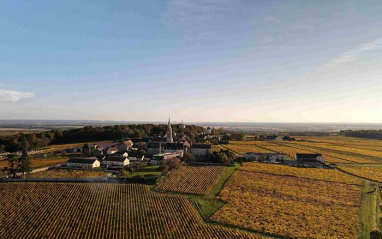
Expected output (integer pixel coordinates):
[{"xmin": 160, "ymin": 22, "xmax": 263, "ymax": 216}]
[
  {"xmin": 340, "ymin": 130, "xmax": 382, "ymax": 140},
  {"xmin": 3, "ymin": 150, "xmax": 32, "ymax": 178},
  {"xmin": 0, "ymin": 124, "xmax": 206, "ymax": 153}
]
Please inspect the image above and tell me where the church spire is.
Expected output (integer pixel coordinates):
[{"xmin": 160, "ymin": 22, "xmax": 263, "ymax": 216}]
[{"xmin": 166, "ymin": 117, "xmax": 173, "ymax": 143}]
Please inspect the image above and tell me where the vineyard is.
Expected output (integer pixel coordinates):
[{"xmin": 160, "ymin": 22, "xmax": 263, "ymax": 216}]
[
  {"xmin": 223, "ymin": 144, "xmax": 273, "ymax": 155},
  {"xmin": 211, "ymin": 163, "xmax": 363, "ymax": 239},
  {"xmin": 0, "ymin": 182, "xmax": 268, "ymax": 239},
  {"xmin": 156, "ymin": 166, "xmax": 226, "ymax": 195},
  {"xmin": 26, "ymin": 169, "xmax": 109, "ymax": 179},
  {"xmin": 338, "ymin": 166, "xmax": 382, "ymax": 183},
  {"xmin": 240, "ymin": 162, "xmax": 363, "ymax": 185}
]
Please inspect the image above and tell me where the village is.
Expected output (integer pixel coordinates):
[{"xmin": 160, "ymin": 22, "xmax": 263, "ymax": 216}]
[{"xmin": 59, "ymin": 119, "xmax": 328, "ymax": 174}]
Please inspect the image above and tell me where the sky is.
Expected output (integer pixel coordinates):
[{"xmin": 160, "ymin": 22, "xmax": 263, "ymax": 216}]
[{"xmin": 0, "ymin": 0, "xmax": 381, "ymax": 123}]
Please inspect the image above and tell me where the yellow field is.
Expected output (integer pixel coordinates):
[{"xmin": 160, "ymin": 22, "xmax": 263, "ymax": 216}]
[
  {"xmin": 274, "ymin": 141, "xmax": 380, "ymax": 164},
  {"xmin": 212, "ymin": 163, "xmax": 363, "ymax": 239},
  {"xmin": 240, "ymin": 162, "xmax": 363, "ymax": 185},
  {"xmin": 0, "ymin": 155, "xmax": 69, "ymax": 171},
  {"xmin": 26, "ymin": 169, "xmax": 109, "ymax": 179},
  {"xmin": 338, "ymin": 166, "xmax": 382, "ymax": 183},
  {"xmin": 156, "ymin": 166, "xmax": 226, "ymax": 195},
  {"xmin": 223, "ymin": 144, "xmax": 273, "ymax": 155},
  {"xmin": 0, "ymin": 183, "xmax": 266, "ymax": 239}
]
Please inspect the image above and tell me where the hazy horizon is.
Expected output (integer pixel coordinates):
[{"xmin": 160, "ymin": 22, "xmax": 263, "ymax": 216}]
[{"xmin": 1, "ymin": 1, "xmax": 381, "ymax": 122}]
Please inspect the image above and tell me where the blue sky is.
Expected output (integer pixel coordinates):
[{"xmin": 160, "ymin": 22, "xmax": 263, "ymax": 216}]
[{"xmin": 0, "ymin": 0, "xmax": 381, "ymax": 123}]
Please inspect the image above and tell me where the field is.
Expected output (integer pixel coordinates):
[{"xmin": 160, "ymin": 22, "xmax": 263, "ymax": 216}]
[
  {"xmin": 156, "ymin": 165, "xmax": 227, "ymax": 195},
  {"xmin": 227, "ymin": 138, "xmax": 382, "ymax": 164},
  {"xmin": 0, "ymin": 182, "xmax": 268, "ymax": 239},
  {"xmin": 338, "ymin": 166, "xmax": 382, "ymax": 183},
  {"xmin": 26, "ymin": 169, "xmax": 109, "ymax": 179},
  {"xmin": 0, "ymin": 155, "xmax": 70, "ymax": 172},
  {"xmin": 211, "ymin": 163, "xmax": 363, "ymax": 239}
]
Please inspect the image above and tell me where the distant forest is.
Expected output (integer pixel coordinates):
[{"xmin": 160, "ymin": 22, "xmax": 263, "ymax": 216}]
[
  {"xmin": 0, "ymin": 124, "xmax": 206, "ymax": 153},
  {"xmin": 341, "ymin": 130, "xmax": 382, "ymax": 140}
]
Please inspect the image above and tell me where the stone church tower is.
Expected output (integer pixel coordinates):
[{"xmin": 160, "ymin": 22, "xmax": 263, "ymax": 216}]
[{"xmin": 166, "ymin": 118, "xmax": 173, "ymax": 143}]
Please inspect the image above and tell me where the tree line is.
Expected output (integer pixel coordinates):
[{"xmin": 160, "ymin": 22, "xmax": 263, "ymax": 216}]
[
  {"xmin": 0, "ymin": 124, "xmax": 206, "ymax": 153},
  {"xmin": 340, "ymin": 130, "xmax": 382, "ymax": 140}
]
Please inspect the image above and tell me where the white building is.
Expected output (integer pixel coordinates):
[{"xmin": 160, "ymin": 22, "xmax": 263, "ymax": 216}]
[
  {"xmin": 190, "ymin": 144, "xmax": 212, "ymax": 156},
  {"xmin": 244, "ymin": 153, "xmax": 288, "ymax": 162},
  {"xmin": 102, "ymin": 156, "xmax": 129, "ymax": 167},
  {"xmin": 163, "ymin": 143, "xmax": 184, "ymax": 157},
  {"xmin": 66, "ymin": 157, "xmax": 100, "ymax": 168}
]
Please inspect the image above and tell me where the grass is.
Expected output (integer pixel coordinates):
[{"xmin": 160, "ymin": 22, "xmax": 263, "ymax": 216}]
[
  {"xmin": 359, "ymin": 181, "xmax": 379, "ymax": 239},
  {"xmin": 189, "ymin": 162, "xmax": 241, "ymax": 220},
  {"xmin": 129, "ymin": 166, "xmax": 162, "ymax": 178}
]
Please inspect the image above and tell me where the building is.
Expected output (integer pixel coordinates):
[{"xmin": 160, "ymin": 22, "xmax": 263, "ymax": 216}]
[
  {"xmin": 66, "ymin": 157, "xmax": 100, "ymax": 168},
  {"xmin": 66, "ymin": 147, "xmax": 83, "ymax": 153},
  {"xmin": 244, "ymin": 153, "xmax": 288, "ymax": 163},
  {"xmin": 129, "ymin": 156, "xmax": 145, "ymax": 162},
  {"xmin": 206, "ymin": 127, "xmax": 212, "ymax": 135},
  {"xmin": 190, "ymin": 144, "xmax": 212, "ymax": 156},
  {"xmin": 146, "ymin": 142, "xmax": 162, "ymax": 155},
  {"xmin": 117, "ymin": 140, "xmax": 134, "ymax": 152},
  {"xmin": 107, "ymin": 146, "xmax": 119, "ymax": 155},
  {"xmin": 296, "ymin": 154, "xmax": 325, "ymax": 164},
  {"xmin": 166, "ymin": 118, "xmax": 174, "ymax": 143},
  {"xmin": 163, "ymin": 143, "xmax": 184, "ymax": 157},
  {"xmin": 150, "ymin": 153, "xmax": 177, "ymax": 165},
  {"xmin": 102, "ymin": 156, "xmax": 129, "ymax": 167}
]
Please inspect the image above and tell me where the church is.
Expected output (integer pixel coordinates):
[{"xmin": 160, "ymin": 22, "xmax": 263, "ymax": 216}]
[{"xmin": 146, "ymin": 118, "xmax": 190, "ymax": 157}]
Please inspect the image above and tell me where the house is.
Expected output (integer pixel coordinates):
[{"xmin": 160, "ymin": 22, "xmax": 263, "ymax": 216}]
[
  {"xmin": 296, "ymin": 154, "xmax": 325, "ymax": 164},
  {"xmin": 146, "ymin": 142, "xmax": 162, "ymax": 155},
  {"xmin": 150, "ymin": 153, "xmax": 177, "ymax": 165},
  {"xmin": 107, "ymin": 146, "xmax": 119, "ymax": 155},
  {"xmin": 117, "ymin": 140, "xmax": 134, "ymax": 152},
  {"xmin": 190, "ymin": 144, "xmax": 212, "ymax": 156},
  {"xmin": 244, "ymin": 153, "xmax": 288, "ymax": 163},
  {"xmin": 129, "ymin": 156, "xmax": 145, "ymax": 162},
  {"xmin": 101, "ymin": 156, "xmax": 129, "ymax": 167},
  {"xmin": 163, "ymin": 143, "xmax": 184, "ymax": 157},
  {"xmin": 66, "ymin": 157, "xmax": 100, "ymax": 168},
  {"xmin": 66, "ymin": 147, "xmax": 83, "ymax": 153}
]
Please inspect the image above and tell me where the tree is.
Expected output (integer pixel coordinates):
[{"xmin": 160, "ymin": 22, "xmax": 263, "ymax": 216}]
[
  {"xmin": 183, "ymin": 153, "xmax": 195, "ymax": 162},
  {"xmin": 6, "ymin": 154, "xmax": 18, "ymax": 178},
  {"xmin": 82, "ymin": 143, "xmax": 90, "ymax": 155},
  {"xmin": 18, "ymin": 154, "xmax": 32, "ymax": 178},
  {"xmin": 0, "ymin": 144, "xmax": 5, "ymax": 153},
  {"xmin": 216, "ymin": 152, "xmax": 230, "ymax": 164}
]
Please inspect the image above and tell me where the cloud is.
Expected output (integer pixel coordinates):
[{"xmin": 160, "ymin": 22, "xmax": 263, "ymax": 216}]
[
  {"xmin": 323, "ymin": 37, "xmax": 382, "ymax": 68},
  {"xmin": 0, "ymin": 89, "xmax": 34, "ymax": 102}
]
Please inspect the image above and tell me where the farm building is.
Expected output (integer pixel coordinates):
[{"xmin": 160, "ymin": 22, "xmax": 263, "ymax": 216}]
[
  {"xmin": 150, "ymin": 153, "xmax": 178, "ymax": 165},
  {"xmin": 66, "ymin": 157, "xmax": 100, "ymax": 169},
  {"xmin": 244, "ymin": 153, "xmax": 288, "ymax": 163},
  {"xmin": 296, "ymin": 154, "xmax": 325, "ymax": 164},
  {"xmin": 190, "ymin": 144, "xmax": 212, "ymax": 156},
  {"xmin": 102, "ymin": 156, "xmax": 129, "ymax": 167}
]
